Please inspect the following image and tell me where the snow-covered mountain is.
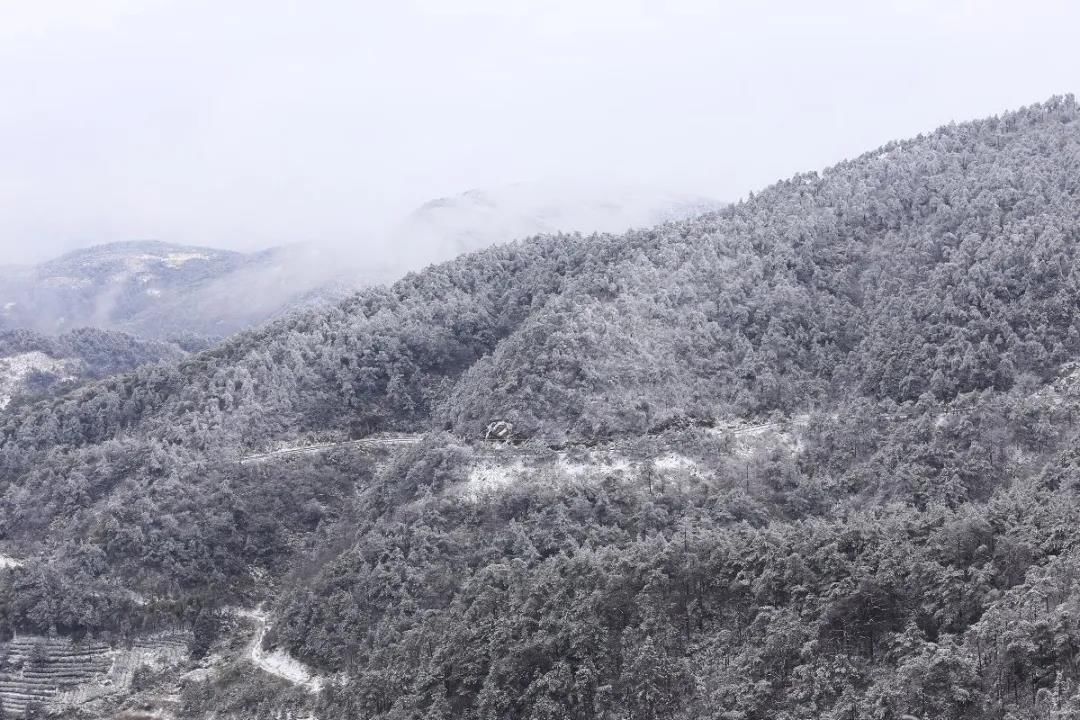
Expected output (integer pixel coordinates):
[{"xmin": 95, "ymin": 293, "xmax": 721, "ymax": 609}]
[
  {"xmin": 0, "ymin": 241, "xmax": 363, "ymax": 341},
  {"xmin": 1, "ymin": 241, "xmax": 242, "ymax": 336},
  {"xmin": 109, "ymin": 243, "xmax": 375, "ymax": 340}
]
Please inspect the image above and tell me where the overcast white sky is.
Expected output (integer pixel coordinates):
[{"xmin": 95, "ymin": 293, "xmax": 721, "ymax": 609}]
[{"xmin": 1, "ymin": 0, "xmax": 1078, "ymax": 263}]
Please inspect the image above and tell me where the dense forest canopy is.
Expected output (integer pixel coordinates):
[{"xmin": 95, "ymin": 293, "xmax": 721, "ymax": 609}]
[
  {"xmin": 3, "ymin": 96, "xmax": 1080, "ymax": 718},
  {"xmin": 0, "ymin": 327, "xmax": 186, "ymax": 412}
]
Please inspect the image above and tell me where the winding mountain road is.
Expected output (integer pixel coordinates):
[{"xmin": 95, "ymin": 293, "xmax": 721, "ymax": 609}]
[{"xmin": 237, "ymin": 608, "xmax": 323, "ymax": 694}]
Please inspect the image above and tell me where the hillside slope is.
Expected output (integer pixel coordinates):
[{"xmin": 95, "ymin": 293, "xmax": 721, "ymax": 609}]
[
  {"xmin": 0, "ymin": 327, "xmax": 184, "ymax": 409},
  {"xmin": 2, "ymin": 97, "xmax": 1080, "ymax": 719}
]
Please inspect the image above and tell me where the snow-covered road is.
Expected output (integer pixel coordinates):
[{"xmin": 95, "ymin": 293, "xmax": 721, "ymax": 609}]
[{"xmin": 237, "ymin": 608, "xmax": 323, "ymax": 694}]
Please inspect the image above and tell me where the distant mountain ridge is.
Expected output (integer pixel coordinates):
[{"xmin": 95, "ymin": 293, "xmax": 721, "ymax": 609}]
[
  {"xmin": 1, "ymin": 186, "xmax": 723, "ymax": 341},
  {"xmin": 0, "ymin": 240, "xmax": 369, "ymax": 341}
]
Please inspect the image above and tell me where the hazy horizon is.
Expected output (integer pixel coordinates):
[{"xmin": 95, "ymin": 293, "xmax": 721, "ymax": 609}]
[{"xmin": 2, "ymin": 0, "xmax": 1078, "ymax": 264}]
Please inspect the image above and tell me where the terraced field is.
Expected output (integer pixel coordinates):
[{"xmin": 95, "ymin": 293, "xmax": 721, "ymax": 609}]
[
  {"xmin": 0, "ymin": 630, "xmax": 191, "ymax": 715},
  {"xmin": 0, "ymin": 635, "xmax": 112, "ymax": 715}
]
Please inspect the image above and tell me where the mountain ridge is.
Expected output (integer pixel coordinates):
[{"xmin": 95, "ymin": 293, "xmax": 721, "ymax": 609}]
[{"xmin": 2, "ymin": 185, "xmax": 722, "ymax": 344}]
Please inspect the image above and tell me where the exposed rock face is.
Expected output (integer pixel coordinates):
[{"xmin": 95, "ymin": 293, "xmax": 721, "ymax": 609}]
[{"xmin": 484, "ymin": 420, "xmax": 514, "ymax": 441}]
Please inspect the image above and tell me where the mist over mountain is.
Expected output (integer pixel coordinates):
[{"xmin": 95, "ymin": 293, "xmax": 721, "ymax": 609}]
[
  {"xmin": 2, "ymin": 98, "xmax": 1080, "ymax": 718},
  {"xmin": 0, "ymin": 241, "xmax": 364, "ymax": 342},
  {"xmin": 0, "ymin": 186, "xmax": 721, "ymax": 346},
  {"xmin": 385, "ymin": 181, "xmax": 724, "ymax": 273}
]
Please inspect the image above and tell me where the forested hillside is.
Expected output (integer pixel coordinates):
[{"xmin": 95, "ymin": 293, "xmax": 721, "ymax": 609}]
[
  {"xmin": 0, "ymin": 328, "xmax": 184, "ymax": 409},
  {"xmin": 3, "ymin": 97, "xmax": 1080, "ymax": 718}
]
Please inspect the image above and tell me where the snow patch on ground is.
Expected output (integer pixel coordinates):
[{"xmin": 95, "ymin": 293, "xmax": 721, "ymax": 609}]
[
  {"xmin": 164, "ymin": 252, "xmax": 210, "ymax": 268},
  {"xmin": 109, "ymin": 252, "xmax": 211, "ymax": 276},
  {"xmin": 653, "ymin": 453, "xmax": 697, "ymax": 472},
  {"xmin": 0, "ymin": 554, "xmax": 23, "ymax": 569},
  {"xmin": 557, "ymin": 454, "xmax": 634, "ymax": 478},
  {"xmin": 2, "ymin": 302, "xmax": 14, "ymax": 312},
  {"xmin": 453, "ymin": 416, "xmax": 811, "ymax": 504},
  {"xmin": 457, "ymin": 451, "xmax": 704, "ymax": 503},
  {"xmin": 462, "ymin": 460, "xmax": 527, "ymax": 499},
  {"xmin": 40, "ymin": 275, "xmax": 91, "ymax": 288},
  {"xmin": 257, "ymin": 648, "xmax": 321, "ymax": 690},
  {"xmin": 0, "ymin": 351, "xmax": 76, "ymax": 409},
  {"xmin": 707, "ymin": 415, "xmax": 809, "ymax": 458}
]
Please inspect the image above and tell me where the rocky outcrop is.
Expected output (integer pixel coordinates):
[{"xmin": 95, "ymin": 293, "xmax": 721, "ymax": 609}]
[{"xmin": 484, "ymin": 420, "xmax": 514, "ymax": 441}]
